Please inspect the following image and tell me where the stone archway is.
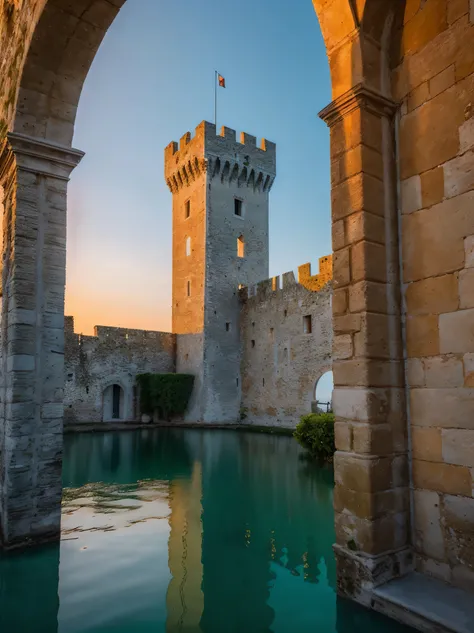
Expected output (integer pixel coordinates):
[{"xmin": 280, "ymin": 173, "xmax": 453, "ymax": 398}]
[{"xmin": 0, "ymin": 0, "xmax": 424, "ymax": 612}]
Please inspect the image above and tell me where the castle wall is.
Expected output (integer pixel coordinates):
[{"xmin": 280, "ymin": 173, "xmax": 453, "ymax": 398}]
[
  {"xmin": 241, "ymin": 258, "xmax": 332, "ymax": 428},
  {"xmin": 64, "ymin": 317, "xmax": 176, "ymax": 424}
]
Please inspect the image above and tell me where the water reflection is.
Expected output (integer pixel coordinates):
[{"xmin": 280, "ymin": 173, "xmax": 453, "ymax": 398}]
[{"xmin": 0, "ymin": 429, "xmax": 412, "ymax": 633}]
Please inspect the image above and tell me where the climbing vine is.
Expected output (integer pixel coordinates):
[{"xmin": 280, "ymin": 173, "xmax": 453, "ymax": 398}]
[{"xmin": 136, "ymin": 373, "xmax": 194, "ymax": 421}]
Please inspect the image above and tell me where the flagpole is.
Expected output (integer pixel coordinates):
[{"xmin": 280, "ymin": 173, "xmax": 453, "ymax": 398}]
[{"xmin": 214, "ymin": 70, "xmax": 217, "ymax": 127}]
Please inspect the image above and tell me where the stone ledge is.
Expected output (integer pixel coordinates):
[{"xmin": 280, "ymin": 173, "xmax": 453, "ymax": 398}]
[{"xmin": 372, "ymin": 572, "xmax": 474, "ymax": 633}]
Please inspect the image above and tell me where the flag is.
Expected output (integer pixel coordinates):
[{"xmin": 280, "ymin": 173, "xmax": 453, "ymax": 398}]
[{"xmin": 218, "ymin": 74, "xmax": 226, "ymax": 88}]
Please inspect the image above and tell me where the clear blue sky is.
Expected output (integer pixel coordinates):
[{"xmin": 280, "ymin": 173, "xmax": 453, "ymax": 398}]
[{"xmin": 66, "ymin": 0, "xmax": 331, "ymax": 334}]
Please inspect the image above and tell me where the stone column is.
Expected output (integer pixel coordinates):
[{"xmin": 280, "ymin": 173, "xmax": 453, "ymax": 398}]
[
  {"xmin": 319, "ymin": 84, "xmax": 412, "ymax": 603},
  {"xmin": 0, "ymin": 132, "xmax": 83, "ymax": 549}
]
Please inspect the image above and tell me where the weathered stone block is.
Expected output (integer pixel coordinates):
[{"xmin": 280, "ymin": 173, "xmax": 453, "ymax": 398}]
[
  {"xmin": 348, "ymin": 280, "xmax": 391, "ymax": 315},
  {"xmin": 459, "ymin": 268, "xmax": 474, "ymax": 308},
  {"xmin": 429, "ymin": 64, "xmax": 455, "ymax": 97},
  {"xmin": 333, "ymin": 359, "xmax": 404, "ymax": 388},
  {"xmin": 440, "ymin": 308, "xmax": 474, "ymax": 352},
  {"xmin": 406, "ymin": 314, "xmax": 440, "ymax": 357},
  {"xmin": 442, "ymin": 494, "xmax": 474, "ymax": 569},
  {"xmin": 405, "ymin": 273, "xmax": 458, "ymax": 315},
  {"xmin": 444, "ymin": 150, "xmax": 474, "ymax": 198},
  {"xmin": 402, "ymin": 0, "xmax": 448, "ymax": 57},
  {"xmin": 333, "ymin": 334, "xmax": 353, "ymax": 360},
  {"xmin": 407, "ymin": 358, "xmax": 425, "ymax": 387},
  {"xmin": 459, "ymin": 117, "xmax": 474, "ymax": 153},
  {"xmin": 412, "ymin": 426, "xmax": 443, "ymax": 462},
  {"xmin": 351, "ymin": 241, "xmax": 387, "ymax": 283},
  {"xmin": 447, "ymin": 0, "xmax": 469, "ymax": 23},
  {"xmin": 333, "ymin": 288, "xmax": 347, "ymax": 315},
  {"xmin": 334, "ymin": 453, "xmax": 394, "ymax": 493},
  {"xmin": 345, "ymin": 211, "xmax": 386, "ymax": 246},
  {"xmin": 333, "ymin": 247, "xmax": 350, "ymax": 288},
  {"xmin": 420, "ymin": 166, "xmax": 445, "ymax": 208},
  {"xmin": 335, "ymin": 509, "xmax": 409, "ymax": 555},
  {"xmin": 402, "ymin": 191, "xmax": 474, "ymax": 281},
  {"xmin": 407, "ymin": 82, "xmax": 430, "ymax": 112},
  {"xmin": 335, "ymin": 422, "xmax": 352, "ymax": 451},
  {"xmin": 424, "ymin": 356, "xmax": 464, "ymax": 387},
  {"xmin": 352, "ymin": 423, "xmax": 393, "ymax": 455},
  {"xmin": 413, "ymin": 459, "xmax": 472, "ymax": 495},
  {"xmin": 463, "ymin": 352, "xmax": 474, "ymax": 386},
  {"xmin": 401, "ymin": 175, "xmax": 422, "ymax": 214},
  {"xmin": 442, "ymin": 429, "xmax": 474, "ymax": 466},
  {"xmin": 414, "ymin": 489, "xmax": 445, "ymax": 560},
  {"xmin": 411, "ymin": 387, "xmax": 474, "ymax": 428},
  {"xmin": 465, "ymin": 235, "xmax": 474, "ymax": 268}
]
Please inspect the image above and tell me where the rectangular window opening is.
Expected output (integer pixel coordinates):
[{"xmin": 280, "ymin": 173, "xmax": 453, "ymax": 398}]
[
  {"xmin": 185, "ymin": 200, "xmax": 191, "ymax": 219},
  {"xmin": 234, "ymin": 198, "xmax": 243, "ymax": 217},
  {"xmin": 303, "ymin": 315, "xmax": 312, "ymax": 334},
  {"xmin": 251, "ymin": 340, "xmax": 255, "ymax": 348},
  {"xmin": 237, "ymin": 235, "xmax": 245, "ymax": 258},
  {"xmin": 226, "ymin": 322, "xmax": 231, "ymax": 332}
]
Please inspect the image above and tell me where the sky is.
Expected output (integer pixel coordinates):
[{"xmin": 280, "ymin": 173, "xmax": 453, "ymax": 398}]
[{"xmin": 65, "ymin": 0, "xmax": 331, "ymax": 335}]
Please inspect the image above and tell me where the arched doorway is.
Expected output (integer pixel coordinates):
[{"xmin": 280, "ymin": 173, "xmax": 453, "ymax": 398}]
[
  {"xmin": 312, "ymin": 370, "xmax": 334, "ymax": 413},
  {"xmin": 102, "ymin": 383, "xmax": 125, "ymax": 422}
]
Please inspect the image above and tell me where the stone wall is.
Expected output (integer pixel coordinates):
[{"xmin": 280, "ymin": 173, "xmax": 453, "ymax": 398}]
[
  {"xmin": 394, "ymin": 0, "xmax": 474, "ymax": 592},
  {"xmin": 240, "ymin": 257, "xmax": 332, "ymax": 428},
  {"xmin": 64, "ymin": 316, "xmax": 175, "ymax": 424}
]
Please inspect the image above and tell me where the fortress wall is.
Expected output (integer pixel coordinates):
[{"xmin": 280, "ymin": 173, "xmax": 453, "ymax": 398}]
[
  {"xmin": 64, "ymin": 317, "xmax": 176, "ymax": 424},
  {"xmin": 240, "ymin": 257, "xmax": 333, "ymax": 428}
]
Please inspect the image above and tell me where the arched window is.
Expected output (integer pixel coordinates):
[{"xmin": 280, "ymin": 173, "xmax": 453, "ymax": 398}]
[
  {"xmin": 185, "ymin": 236, "xmax": 191, "ymax": 256},
  {"xmin": 237, "ymin": 235, "xmax": 245, "ymax": 258}
]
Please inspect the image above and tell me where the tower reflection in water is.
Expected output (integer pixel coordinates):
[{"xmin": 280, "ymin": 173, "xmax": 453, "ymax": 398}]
[{"xmin": 0, "ymin": 429, "xmax": 411, "ymax": 633}]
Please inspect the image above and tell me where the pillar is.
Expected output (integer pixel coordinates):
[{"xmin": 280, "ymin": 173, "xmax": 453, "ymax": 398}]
[
  {"xmin": 319, "ymin": 84, "xmax": 413, "ymax": 603},
  {"xmin": 0, "ymin": 132, "xmax": 83, "ymax": 549}
]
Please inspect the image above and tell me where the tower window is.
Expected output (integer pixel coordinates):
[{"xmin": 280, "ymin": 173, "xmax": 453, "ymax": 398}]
[
  {"xmin": 185, "ymin": 236, "xmax": 191, "ymax": 257},
  {"xmin": 234, "ymin": 198, "xmax": 243, "ymax": 217},
  {"xmin": 226, "ymin": 322, "xmax": 230, "ymax": 332},
  {"xmin": 237, "ymin": 235, "xmax": 245, "ymax": 258},
  {"xmin": 187, "ymin": 280, "xmax": 191, "ymax": 297},
  {"xmin": 303, "ymin": 315, "xmax": 312, "ymax": 334},
  {"xmin": 185, "ymin": 200, "xmax": 191, "ymax": 219},
  {"xmin": 251, "ymin": 340, "xmax": 255, "ymax": 348}
]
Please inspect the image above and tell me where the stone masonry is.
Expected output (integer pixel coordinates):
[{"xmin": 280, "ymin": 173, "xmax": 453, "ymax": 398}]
[
  {"xmin": 63, "ymin": 317, "xmax": 175, "ymax": 424},
  {"xmin": 240, "ymin": 257, "xmax": 332, "ymax": 428}
]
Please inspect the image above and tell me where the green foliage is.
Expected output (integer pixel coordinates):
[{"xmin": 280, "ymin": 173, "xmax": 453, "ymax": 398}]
[
  {"xmin": 136, "ymin": 373, "xmax": 194, "ymax": 421},
  {"xmin": 294, "ymin": 412, "xmax": 335, "ymax": 461},
  {"xmin": 239, "ymin": 406, "xmax": 248, "ymax": 421}
]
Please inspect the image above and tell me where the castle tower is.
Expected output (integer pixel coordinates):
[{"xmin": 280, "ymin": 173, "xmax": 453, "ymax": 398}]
[{"xmin": 165, "ymin": 121, "xmax": 276, "ymax": 422}]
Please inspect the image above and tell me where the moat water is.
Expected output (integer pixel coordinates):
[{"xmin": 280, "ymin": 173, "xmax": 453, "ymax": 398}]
[{"xmin": 0, "ymin": 429, "xmax": 413, "ymax": 633}]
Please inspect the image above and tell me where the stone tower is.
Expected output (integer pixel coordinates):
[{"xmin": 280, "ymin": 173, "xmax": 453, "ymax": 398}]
[{"xmin": 165, "ymin": 121, "xmax": 276, "ymax": 423}]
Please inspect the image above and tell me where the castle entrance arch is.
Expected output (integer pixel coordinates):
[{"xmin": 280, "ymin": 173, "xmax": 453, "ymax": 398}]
[{"xmin": 0, "ymin": 0, "xmax": 412, "ymax": 611}]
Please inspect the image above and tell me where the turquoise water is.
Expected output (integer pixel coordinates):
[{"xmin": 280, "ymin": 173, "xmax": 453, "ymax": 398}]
[{"xmin": 0, "ymin": 429, "xmax": 413, "ymax": 633}]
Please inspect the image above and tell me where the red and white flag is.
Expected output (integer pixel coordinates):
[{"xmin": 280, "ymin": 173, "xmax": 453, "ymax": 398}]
[{"xmin": 218, "ymin": 74, "xmax": 226, "ymax": 88}]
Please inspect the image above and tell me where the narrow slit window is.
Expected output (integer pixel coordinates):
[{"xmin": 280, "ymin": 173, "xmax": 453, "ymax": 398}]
[
  {"xmin": 185, "ymin": 236, "xmax": 191, "ymax": 256},
  {"xmin": 234, "ymin": 198, "xmax": 243, "ymax": 217},
  {"xmin": 237, "ymin": 235, "xmax": 245, "ymax": 258},
  {"xmin": 226, "ymin": 322, "xmax": 230, "ymax": 332},
  {"xmin": 187, "ymin": 280, "xmax": 191, "ymax": 297},
  {"xmin": 185, "ymin": 200, "xmax": 191, "ymax": 219},
  {"xmin": 303, "ymin": 315, "xmax": 312, "ymax": 334},
  {"xmin": 251, "ymin": 340, "xmax": 255, "ymax": 348}
]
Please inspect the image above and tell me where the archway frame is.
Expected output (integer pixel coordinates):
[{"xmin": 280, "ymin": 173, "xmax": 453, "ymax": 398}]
[{"xmin": 0, "ymin": 0, "xmax": 409, "ymax": 606}]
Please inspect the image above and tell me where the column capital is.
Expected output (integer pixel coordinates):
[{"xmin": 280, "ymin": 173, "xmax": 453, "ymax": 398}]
[
  {"xmin": 318, "ymin": 83, "xmax": 398, "ymax": 127},
  {"xmin": 0, "ymin": 132, "xmax": 84, "ymax": 184}
]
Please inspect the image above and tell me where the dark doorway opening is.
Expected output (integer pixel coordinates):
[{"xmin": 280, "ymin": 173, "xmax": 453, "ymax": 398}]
[{"xmin": 112, "ymin": 384, "xmax": 121, "ymax": 419}]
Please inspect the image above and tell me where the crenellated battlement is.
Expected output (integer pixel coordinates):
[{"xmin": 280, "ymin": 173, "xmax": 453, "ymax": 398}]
[
  {"xmin": 165, "ymin": 120, "xmax": 276, "ymax": 193},
  {"xmin": 239, "ymin": 255, "xmax": 333, "ymax": 303}
]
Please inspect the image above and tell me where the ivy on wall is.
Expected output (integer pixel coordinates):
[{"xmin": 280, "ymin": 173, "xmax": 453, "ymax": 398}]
[{"xmin": 136, "ymin": 373, "xmax": 194, "ymax": 420}]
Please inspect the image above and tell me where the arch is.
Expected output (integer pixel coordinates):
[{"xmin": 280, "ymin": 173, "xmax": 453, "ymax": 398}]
[
  {"xmin": 102, "ymin": 383, "xmax": 125, "ymax": 422},
  {"xmin": 312, "ymin": 369, "xmax": 333, "ymax": 412}
]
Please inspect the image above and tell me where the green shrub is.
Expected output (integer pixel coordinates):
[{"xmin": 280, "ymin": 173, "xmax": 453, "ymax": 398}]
[
  {"xmin": 136, "ymin": 373, "xmax": 195, "ymax": 420},
  {"xmin": 294, "ymin": 412, "xmax": 335, "ymax": 461}
]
